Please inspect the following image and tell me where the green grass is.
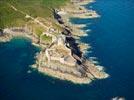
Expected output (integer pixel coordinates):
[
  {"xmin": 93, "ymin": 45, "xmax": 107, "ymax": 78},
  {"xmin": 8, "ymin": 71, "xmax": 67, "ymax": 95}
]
[
  {"xmin": 0, "ymin": 0, "xmax": 69, "ymax": 28},
  {"xmin": 41, "ymin": 35, "xmax": 52, "ymax": 43},
  {"xmin": 0, "ymin": 1, "xmax": 25, "ymax": 28},
  {"xmin": 35, "ymin": 27, "xmax": 44, "ymax": 37}
]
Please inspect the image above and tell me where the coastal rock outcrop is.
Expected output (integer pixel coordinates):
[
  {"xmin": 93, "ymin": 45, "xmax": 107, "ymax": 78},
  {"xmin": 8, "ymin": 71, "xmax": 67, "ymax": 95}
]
[{"xmin": 0, "ymin": 0, "xmax": 109, "ymax": 84}]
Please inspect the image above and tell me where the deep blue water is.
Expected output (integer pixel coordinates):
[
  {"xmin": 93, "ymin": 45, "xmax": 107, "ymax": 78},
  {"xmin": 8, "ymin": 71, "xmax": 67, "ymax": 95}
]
[{"xmin": 0, "ymin": 0, "xmax": 134, "ymax": 100}]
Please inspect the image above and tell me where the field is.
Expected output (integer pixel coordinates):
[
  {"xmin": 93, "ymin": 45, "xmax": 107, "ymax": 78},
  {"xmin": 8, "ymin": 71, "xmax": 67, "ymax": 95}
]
[{"xmin": 0, "ymin": 0, "xmax": 69, "ymax": 28}]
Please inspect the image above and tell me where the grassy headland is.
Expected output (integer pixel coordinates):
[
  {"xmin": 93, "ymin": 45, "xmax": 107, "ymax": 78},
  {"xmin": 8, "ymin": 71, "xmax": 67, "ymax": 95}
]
[{"xmin": 0, "ymin": 0, "xmax": 69, "ymax": 28}]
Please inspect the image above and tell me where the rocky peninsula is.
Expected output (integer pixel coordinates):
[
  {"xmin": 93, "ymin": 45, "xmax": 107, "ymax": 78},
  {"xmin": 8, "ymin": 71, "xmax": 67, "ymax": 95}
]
[{"xmin": 0, "ymin": 0, "xmax": 109, "ymax": 84}]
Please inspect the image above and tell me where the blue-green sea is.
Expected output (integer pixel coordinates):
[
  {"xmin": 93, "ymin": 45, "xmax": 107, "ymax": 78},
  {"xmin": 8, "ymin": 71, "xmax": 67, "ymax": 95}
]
[{"xmin": 0, "ymin": 0, "xmax": 134, "ymax": 100}]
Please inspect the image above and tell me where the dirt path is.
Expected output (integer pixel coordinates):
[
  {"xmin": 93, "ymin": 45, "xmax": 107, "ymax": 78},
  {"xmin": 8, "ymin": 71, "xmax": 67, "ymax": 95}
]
[{"xmin": 9, "ymin": 4, "xmax": 49, "ymax": 30}]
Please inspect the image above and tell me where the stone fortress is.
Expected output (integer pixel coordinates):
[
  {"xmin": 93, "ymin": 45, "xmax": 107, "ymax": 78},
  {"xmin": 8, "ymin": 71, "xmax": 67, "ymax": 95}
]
[{"xmin": 45, "ymin": 34, "xmax": 77, "ymax": 67}]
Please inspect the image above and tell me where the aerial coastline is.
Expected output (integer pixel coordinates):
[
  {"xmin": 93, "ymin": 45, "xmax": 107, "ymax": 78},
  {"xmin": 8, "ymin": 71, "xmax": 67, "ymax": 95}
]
[{"xmin": 0, "ymin": 0, "xmax": 109, "ymax": 84}]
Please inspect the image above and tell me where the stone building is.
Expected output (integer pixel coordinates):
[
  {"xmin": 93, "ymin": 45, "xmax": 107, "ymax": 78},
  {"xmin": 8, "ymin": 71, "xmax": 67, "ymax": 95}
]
[{"xmin": 45, "ymin": 35, "xmax": 77, "ymax": 67}]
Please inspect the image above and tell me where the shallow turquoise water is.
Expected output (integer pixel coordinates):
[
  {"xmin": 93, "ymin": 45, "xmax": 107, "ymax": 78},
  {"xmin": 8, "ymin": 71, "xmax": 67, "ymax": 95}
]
[{"xmin": 0, "ymin": 0, "xmax": 134, "ymax": 100}]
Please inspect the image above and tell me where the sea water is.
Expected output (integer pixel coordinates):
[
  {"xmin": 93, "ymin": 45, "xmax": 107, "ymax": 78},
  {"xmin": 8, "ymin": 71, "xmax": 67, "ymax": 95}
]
[{"xmin": 0, "ymin": 0, "xmax": 134, "ymax": 100}]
